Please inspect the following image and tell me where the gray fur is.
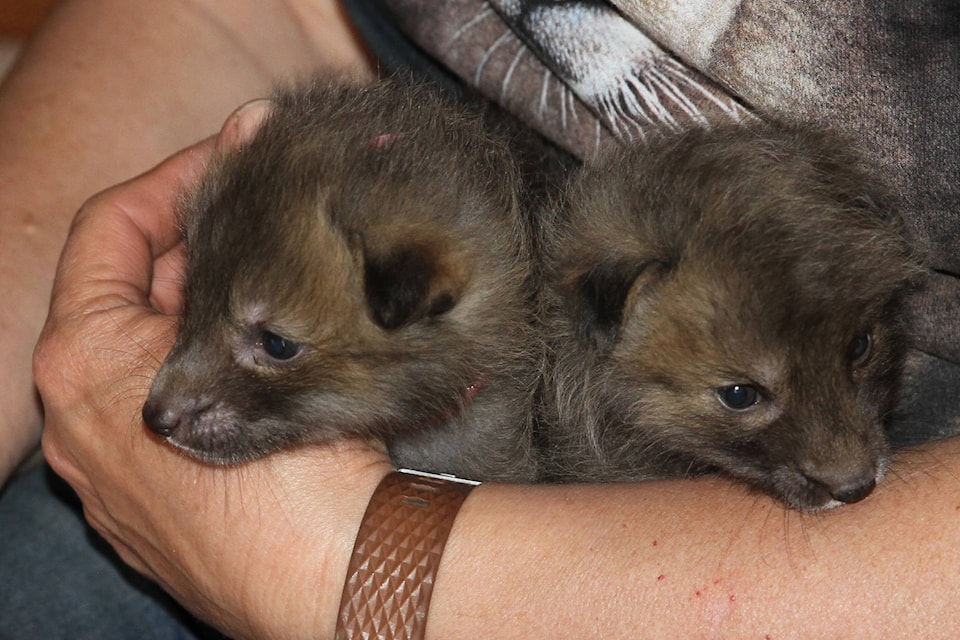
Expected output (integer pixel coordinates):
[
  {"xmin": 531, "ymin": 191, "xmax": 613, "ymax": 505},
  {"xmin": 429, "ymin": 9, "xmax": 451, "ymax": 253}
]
[
  {"xmin": 142, "ymin": 79, "xmax": 540, "ymax": 482},
  {"xmin": 540, "ymin": 122, "xmax": 922, "ymax": 510}
]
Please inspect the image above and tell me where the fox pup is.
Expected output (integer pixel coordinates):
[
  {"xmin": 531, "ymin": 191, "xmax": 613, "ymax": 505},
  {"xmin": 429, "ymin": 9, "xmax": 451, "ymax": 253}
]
[
  {"xmin": 142, "ymin": 79, "xmax": 540, "ymax": 482},
  {"xmin": 540, "ymin": 122, "xmax": 920, "ymax": 510}
]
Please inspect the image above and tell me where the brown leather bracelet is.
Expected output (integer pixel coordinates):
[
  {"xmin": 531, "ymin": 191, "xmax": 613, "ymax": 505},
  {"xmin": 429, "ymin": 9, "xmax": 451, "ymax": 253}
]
[{"xmin": 335, "ymin": 469, "xmax": 479, "ymax": 640}]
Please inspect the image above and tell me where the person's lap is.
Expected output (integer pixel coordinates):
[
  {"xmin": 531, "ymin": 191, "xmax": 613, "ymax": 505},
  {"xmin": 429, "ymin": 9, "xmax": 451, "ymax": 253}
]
[{"xmin": 0, "ymin": 462, "xmax": 224, "ymax": 640}]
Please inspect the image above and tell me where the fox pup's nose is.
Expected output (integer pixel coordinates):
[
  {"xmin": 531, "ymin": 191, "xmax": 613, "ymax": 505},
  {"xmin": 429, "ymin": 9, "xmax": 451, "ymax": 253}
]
[
  {"xmin": 803, "ymin": 464, "xmax": 878, "ymax": 505},
  {"xmin": 142, "ymin": 399, "xmax": 182, "ymax": 437}
]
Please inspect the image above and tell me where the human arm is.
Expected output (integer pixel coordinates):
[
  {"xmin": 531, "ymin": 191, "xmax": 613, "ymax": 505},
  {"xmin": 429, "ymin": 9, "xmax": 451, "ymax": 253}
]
[
  {"xmin": 436, "ymin": 448, "xmax": 960, "ymax": 638},
  {"xmin": 0, "ymin": 0, "xmax": 371, "ymax": 482},
  {"xmin": 35, "ymin": 133, "xmax": 960, "ymax": 638}
]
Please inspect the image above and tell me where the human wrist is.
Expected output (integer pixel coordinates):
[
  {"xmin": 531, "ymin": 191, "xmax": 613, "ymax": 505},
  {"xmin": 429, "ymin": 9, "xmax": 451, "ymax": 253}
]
[{"xmin": 249, "ymin": 443, "xmax": 394, "ymax": 640}]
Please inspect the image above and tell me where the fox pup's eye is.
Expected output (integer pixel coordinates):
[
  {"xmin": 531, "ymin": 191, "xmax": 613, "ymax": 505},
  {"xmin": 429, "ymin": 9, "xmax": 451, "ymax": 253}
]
[
  {"xmin": 260, "ymin": 330, "xmax": 302, "ymax": 361},
  {"xmin": 716, "ymin": 384, "xmax": 761, "ymax": 411},
  {"xmin": 847, "ymin": 332, "xmax": 871, "ymax": 365}
]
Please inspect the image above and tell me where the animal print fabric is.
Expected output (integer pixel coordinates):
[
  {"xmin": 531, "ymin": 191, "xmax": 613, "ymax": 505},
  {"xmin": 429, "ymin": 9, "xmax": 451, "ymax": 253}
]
[{"xmin": 371, "ymin": 0, "xmax": 960, "ymax": 443}]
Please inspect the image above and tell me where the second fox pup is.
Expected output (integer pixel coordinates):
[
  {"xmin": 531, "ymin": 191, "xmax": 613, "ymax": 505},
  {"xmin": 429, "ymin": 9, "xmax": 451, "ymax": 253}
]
[
  {"xmin": 142, "ymin": 80, "xmax": 539, "ymax": 482},
  {"xmin": 540, "ymin": 122, "xmax": 920, "ymax": 511}
]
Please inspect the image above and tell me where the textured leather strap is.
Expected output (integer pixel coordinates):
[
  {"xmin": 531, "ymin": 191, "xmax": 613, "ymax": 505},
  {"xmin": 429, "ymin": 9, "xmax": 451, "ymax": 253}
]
[{"xmin": 335, "ymin": 469, "xmax": 478, "ymax": 640}]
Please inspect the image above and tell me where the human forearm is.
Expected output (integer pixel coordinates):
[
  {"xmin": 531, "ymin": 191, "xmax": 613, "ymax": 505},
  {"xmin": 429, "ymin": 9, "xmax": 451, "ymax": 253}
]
[
  {"xmin": 0, "ymin": 0, "xmax": 370, "ymax": 183},
  {"xmin": 0, "ymin": 0, "xmax": 371, "ymax": 482},
  {"xmin": 429, "ymin": 443, "xmax": 960, "ymax": 638}
]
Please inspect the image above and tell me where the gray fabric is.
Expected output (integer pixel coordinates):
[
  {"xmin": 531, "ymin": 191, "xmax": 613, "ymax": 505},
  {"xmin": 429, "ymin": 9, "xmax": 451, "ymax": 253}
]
[
  {"xmin": 0, "ymin": 465, "xmax": 225, "ymax": 640},
  {"xmin": 377, "ymin": 0, "xmax": 960, "ymax": 445}
]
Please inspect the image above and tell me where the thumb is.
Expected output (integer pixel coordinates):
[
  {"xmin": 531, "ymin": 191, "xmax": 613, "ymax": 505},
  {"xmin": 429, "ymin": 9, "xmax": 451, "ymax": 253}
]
[{"xmin": 216, "ymin": 98, "xmax": 274, "ymax": 152}]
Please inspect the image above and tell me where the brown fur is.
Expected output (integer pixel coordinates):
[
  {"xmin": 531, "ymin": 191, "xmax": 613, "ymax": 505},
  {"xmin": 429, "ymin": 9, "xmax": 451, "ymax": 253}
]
[
  {"xmin": 142, "ymin": 79, "xmax": 540, "ymax": 482},
  {"xmin": 540, "ymin": 122, "xmax": 921, "ymax": 510}
]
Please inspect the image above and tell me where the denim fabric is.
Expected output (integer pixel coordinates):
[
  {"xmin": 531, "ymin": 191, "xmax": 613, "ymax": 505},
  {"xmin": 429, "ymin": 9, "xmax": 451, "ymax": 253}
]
[{"xmin": 0, "ymin": 464, "xmax": 225, "ymax": 640}]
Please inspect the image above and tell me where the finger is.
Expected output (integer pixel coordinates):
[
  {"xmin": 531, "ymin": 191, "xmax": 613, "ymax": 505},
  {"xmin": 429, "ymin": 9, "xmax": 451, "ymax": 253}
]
[
  {"xmin": 149, "ymin": 241, "xmax": 187, "ymax": 316},
  {"xmin": 81, "ymin": 508, "xmax": 157, "ymax": 583},
  {"xmin": 50, "ymin": 136, "xmax": 217, "ymax": 317}
]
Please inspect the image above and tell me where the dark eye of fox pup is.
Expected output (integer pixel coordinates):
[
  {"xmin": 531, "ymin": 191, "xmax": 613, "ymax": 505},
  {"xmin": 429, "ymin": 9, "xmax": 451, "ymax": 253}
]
[
  {"xmin": 716, "ymin": 334, "xmax": 873, "ymax": 411},
  {"xmin": 259, "ymin": 330, "xmax": 303, "ymax": 361},
  {"xmin": 848, "ymin": 333, "xmax": 871, "ymax": 365},
  {"xmin": 716, "ymin": 384, "xmax": 762, "ymax": 411}
]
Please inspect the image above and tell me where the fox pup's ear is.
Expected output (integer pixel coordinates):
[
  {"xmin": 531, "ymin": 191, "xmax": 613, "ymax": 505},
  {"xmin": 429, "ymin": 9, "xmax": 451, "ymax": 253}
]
[
  {"xmin": 362, "ymin": 242, "xmax": 461, "ymax": 330},
  {"xmin": 567, "ymin": 258, "xmax": 667, "ymax": 350}
]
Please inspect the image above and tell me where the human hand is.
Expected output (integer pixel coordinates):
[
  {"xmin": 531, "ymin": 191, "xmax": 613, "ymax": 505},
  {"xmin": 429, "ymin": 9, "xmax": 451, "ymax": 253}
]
[{"xmin": 34, "ymin": 105, "xmax": 393, "ymax": 640}]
